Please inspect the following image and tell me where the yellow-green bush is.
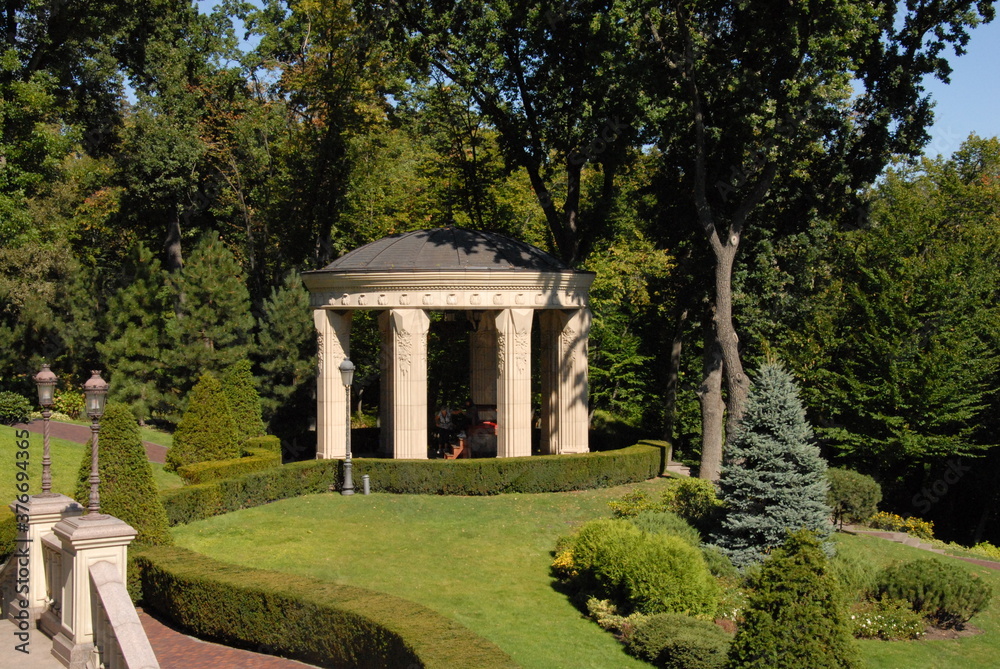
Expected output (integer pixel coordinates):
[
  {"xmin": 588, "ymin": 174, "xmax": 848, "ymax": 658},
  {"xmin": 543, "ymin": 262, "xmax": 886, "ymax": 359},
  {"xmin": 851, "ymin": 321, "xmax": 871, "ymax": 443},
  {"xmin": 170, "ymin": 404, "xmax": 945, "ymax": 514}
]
[{"xmin": 867, "ymin": 511, "xmax": 935, "ymax": 540}]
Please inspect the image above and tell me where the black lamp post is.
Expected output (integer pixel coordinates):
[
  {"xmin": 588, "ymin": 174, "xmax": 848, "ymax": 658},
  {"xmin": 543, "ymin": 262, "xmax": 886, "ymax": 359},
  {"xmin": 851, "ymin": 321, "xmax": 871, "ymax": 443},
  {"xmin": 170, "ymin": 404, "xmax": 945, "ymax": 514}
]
[
  {"xmin": 339, "ymin": 358, "xmax": 355, "ymax": 496},
  {"xmin": 82, "ymin": 371, "xmax": 109, "ymax": 518},
  {"xmin": 33, "ymin": 364, "xmax": 58, "ymax": 497}
]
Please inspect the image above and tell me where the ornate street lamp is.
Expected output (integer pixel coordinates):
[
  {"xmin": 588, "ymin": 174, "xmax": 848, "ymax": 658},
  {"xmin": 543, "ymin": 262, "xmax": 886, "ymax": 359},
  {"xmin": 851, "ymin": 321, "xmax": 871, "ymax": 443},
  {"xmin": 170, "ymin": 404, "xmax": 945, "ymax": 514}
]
[
  {"xmin": 339, "ymin": 358, "xmax": 355, "ymax": 496},
  {"xmin": 82, "ymin": 371, "xmax": 109, "ymax": 518},
  {"xmin": 33, "ymin": 364, "xmax": 58, "ymax": 497}
]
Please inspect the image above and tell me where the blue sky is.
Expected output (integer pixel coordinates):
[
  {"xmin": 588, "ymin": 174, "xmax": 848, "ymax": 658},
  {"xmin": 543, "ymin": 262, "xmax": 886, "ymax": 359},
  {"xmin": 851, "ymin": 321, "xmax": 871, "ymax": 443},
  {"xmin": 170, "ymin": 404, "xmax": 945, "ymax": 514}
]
[{"xmin": 921, "ymin": 18, "xmax": 1000, "ymax": 158}]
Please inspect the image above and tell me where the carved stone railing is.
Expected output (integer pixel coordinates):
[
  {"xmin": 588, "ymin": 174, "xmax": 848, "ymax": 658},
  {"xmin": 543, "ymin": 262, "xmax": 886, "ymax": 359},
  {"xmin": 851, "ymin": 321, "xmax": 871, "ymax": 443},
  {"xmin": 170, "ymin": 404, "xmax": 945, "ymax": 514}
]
[{"xmin": 87, "ymin": 561, "xmax": 158, "ymax": 669}]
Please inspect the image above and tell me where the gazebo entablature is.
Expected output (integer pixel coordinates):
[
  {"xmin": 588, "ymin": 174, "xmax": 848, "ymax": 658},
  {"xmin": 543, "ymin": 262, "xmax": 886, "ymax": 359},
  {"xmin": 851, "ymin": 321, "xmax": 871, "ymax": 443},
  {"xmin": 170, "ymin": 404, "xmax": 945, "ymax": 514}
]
[{"xmin": 302, "ymin": 229, "xmax": 596, "ymax": 463}]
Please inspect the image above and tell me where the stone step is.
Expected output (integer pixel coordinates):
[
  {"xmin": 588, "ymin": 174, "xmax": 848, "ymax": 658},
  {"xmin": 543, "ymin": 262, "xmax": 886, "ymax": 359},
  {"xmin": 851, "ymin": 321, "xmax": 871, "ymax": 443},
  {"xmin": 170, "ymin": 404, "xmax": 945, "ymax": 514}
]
[{"xmin": 665, "ymin": 462, "xmax": 691, "ymax": 477}]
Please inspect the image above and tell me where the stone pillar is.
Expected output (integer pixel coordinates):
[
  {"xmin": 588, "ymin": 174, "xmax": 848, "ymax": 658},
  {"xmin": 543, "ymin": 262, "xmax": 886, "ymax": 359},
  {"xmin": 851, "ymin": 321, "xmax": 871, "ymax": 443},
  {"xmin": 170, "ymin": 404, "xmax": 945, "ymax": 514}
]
[
  {"xmin": 8, "ymin": 494, "xmax": 82, "ymax": 624},
  {"xmin": 50, "ymin": 515, "xmax": 136, "ymax": 669},
  {"xmin": 387, "ymin": 309, "xmax": 430, "ymax": 459},
  {"xmin": 494, "ymin": 308, "xmax": 533, "ymax": 458},
  {"xmin": 468, "ymin": 311, "xmax": 498, "ymax": 407},
  {"xmin": 377, "ymin": 311, "xmax": 394, "ymax": 457},
  {"xmin": 313, "ymin": 309, "xmax": 352, "ymax": 459},
  {"xmin": 540, "ymin": 309, "xmax": 592, "ymax": 454}
]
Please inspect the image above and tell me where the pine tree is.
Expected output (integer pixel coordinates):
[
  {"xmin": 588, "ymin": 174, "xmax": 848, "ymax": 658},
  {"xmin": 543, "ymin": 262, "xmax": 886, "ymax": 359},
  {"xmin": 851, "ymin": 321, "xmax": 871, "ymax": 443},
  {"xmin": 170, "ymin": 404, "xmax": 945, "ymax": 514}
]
[
  {"xmin": 165, "ymin": 232, "xmax": 254, "ymax": 411},
  {"xmin": 713, "ymin": 363, "xmax": 832, "ymax": 568},
  {"xmin": 165, "ymin": 371, "xmax": 240, "ymax": 472},
  {"xmin": 725, "ymin": 530, "xmax": 859, "ymax": 669},
  {"xmin": 222, "ymin": 359, "xmax": 266, "ymax": 444},
  {"xmin": 255, "ymin": 271, "xmax": 316, "ymax": 427},
  {"xmin": 74, "ymin": 403, "xmax": 172, "ymax": 546},
  {"xmin": 97, "ymin": 243, "xmax": 175, "ymax": 423}
]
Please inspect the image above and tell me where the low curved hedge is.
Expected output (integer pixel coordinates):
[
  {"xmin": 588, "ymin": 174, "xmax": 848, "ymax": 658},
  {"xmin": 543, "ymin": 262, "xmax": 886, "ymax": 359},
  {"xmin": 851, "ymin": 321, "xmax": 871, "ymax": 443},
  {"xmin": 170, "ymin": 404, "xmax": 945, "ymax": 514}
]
[
  {"xmin": 176, "ymin": 436, "xmax": 283, "ymax": 485},
  {"xmin": 134, "ymin": 546, "xmax": 517, "ymax": 669},
  {"xmin": 161, "ymin": 441, "xmax": 668, "ymax": 526}
]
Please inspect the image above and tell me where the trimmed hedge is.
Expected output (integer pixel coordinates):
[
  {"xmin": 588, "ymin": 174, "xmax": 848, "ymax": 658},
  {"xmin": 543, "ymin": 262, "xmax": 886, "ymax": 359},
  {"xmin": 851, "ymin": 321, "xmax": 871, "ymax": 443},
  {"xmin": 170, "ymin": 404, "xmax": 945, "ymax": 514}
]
[
  {"xmin": 161, "ymin": 442, "xmax": 667, "ymax": 526},
  {"xmin": 134, "ymin": 546, "xmax": 517, "ymax": 669},
  {"xmin": 0, "ymin": 507, "xmax": 15, "ymax": 563},
  {"xmin": 176, "ymin": 438, "xmax": 283, "ymax": 485}
]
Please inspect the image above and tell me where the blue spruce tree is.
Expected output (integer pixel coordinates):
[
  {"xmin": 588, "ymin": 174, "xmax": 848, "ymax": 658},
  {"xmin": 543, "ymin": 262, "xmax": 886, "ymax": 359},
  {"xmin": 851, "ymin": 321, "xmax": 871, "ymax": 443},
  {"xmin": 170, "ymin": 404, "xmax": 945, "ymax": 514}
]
[{"xmin": 714, "ymin": 363, "xmax": 832, "ymax": 568}]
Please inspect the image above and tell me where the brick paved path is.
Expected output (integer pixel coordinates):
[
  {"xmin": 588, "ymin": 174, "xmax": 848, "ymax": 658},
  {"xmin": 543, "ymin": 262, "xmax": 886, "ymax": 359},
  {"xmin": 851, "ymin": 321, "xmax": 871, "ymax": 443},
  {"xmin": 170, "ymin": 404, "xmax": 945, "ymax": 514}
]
[
  {"xmin": 16, "ymin": 420, "xmax": 168, "ymax": 463},
  {"xmin": 140, "ymin": 611, "xmax": 320, "ymax": 668}
]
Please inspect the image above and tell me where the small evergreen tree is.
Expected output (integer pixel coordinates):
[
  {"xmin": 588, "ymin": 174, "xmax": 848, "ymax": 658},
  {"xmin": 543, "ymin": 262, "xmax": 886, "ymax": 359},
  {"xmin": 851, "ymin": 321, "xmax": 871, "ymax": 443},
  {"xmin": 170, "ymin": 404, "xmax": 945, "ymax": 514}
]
[
  {"xmin": 255, "ymin": 271, "xmax": 316, "ymax": 424},
  {"xmin": 97, "ymin": 243, "xmax": 176, "ymax": 423},
  {"xmin": 725, "ymin": 530, "xmax": 859, "ymax": 669},
  {"xmin": 165, "ymin": 232, "xmax": 254, "ymax": 412},
  {"xmin": 74, "ymin": 403, "xmax": 171, "ymax": 546},
  {"xmin": 222, "ymin": 359, "xmax": 266, "ymax": 444},
  {"xmin": 165, "ymin": 372, "xmax": 240, "ymax": 472},
  {"xmin": 714, "ymin": 363, "xmax": 831, "ymax": 568}
]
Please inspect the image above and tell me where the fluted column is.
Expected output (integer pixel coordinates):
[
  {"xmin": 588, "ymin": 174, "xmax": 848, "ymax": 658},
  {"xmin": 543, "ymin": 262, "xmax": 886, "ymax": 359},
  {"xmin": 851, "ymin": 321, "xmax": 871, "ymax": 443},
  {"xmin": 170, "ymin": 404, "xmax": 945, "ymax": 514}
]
[
  {"xmin": 468, "ymin": 311, "xmax": 498, "ymax": 406},
  {"xmin": 494, "ymin": 308, "xmax": 533, "ymax": 457},
  {"xmin": 313, "ymin": 309, "xmax": 352, "ymax": 459},
  {"xmin": 540, "ymin": 308, "xmax": 592, "ymax": 454},
  {"xmin": 388, "ymin": 309, "xmax": 430, "ymax": 459},
  {"xmin": 378, "ymin": 311, "xmax": 394, "ymax": 456}
]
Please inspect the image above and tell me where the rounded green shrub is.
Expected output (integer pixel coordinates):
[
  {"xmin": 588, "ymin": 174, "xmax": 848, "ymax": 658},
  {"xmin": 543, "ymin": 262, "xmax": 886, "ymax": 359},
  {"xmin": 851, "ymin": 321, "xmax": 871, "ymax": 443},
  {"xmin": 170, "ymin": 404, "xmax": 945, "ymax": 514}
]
[
  {"xmin": 166, "ymin": 371, "xmax": 239, "ymax": 472},
  {"xmin": 874, "ymin": 558, "xmax": 992, "ymax": 629},
  {"xmin": 222, "ymin": 359, "xmax": 266, "ymax": 444},
  {"xmin": 0, "ymin": 391, "xmax": 32, "ymax": 425},
  {"xmin": 826, "ymin": 467, "xmax": 881, "ymax": 528},
  {"xmin": 662, "ymin": 477, "xmax": 724, "ymax": 529},
  {"xmin": 628, "ymin": 510, "xmax": 702, "ymax": 548},
  {"xmin": 726, "ymin": 530, "xmax": 860, "ymax": 669},
  {"xmin": 627, "ymin": 613, "xmax": 731, "ymax": 669},
  {"xmin": 74, "ymin": 402, "xmax": 172, "ymax": 546},
  {"xmin": 571, "ymin": 518, "xmax": 718, "ymax": 617},
  {"xmin": 700, "ymin": 545, "xmax": 739, "ymax": 581}
]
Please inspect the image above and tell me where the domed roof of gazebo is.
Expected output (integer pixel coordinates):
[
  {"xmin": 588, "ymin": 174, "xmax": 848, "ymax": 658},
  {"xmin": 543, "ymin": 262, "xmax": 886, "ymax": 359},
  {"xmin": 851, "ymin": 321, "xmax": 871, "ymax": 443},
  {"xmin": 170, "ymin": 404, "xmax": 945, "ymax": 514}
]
[
  {"xmin": 303, "ymin": 227, "xmax": 593, "ymax": 310},
  {"xmin": 320, "ymin": 227, "xmax": 570, "ymax": 273}
]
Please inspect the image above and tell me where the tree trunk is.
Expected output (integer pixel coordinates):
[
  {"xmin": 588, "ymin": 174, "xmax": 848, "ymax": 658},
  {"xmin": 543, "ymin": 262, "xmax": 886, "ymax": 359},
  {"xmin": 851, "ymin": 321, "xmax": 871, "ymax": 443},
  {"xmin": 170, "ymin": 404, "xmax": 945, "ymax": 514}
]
[
  {"xmin": 163, "ymin": 211, "xmax": 184, "ymax": 272},
  {"xmin": 697, "ymin": 315, "xmax": 725, "ymax": 480},
  {"xmin": 713, "ymin": 239, "xmax": 751, "ymax": 443},
  {"xmin": 663, "ymin": 307, "xmax": 688, "ymax": 443}
]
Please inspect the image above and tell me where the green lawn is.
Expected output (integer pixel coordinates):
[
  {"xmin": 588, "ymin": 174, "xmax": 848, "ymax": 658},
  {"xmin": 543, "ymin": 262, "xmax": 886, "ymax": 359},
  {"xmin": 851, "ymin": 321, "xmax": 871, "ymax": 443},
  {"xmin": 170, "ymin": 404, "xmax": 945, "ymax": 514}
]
[
  {"xmin": 837, "ymin": 532, "xmax": 1000, "ymax": 669},
  {"xmin": 1, "ymin": 424, "xmax": 182, "ymax": 496},
  {"xmin": 172, "ymin": 478, "xmax": 683, "ymax": 669},
  {"xmin": 1, "ymin": 424, "xmax": 87, "ymax": 499},
  {"xmin": 172, "ymin": 481, "xmax": 1000, "ymax": 669}
]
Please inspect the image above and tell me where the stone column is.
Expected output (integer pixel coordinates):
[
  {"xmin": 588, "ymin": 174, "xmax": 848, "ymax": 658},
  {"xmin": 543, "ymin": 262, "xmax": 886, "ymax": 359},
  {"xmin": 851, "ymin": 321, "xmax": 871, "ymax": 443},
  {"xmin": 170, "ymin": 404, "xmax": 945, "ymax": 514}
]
[
  {"xmin": 8, "ymin": 495, "xmax": 82, "ymax": 625},
  {"xmin": 494, "ymin": 308, "xmax": 533, "ymax": 458},
  {"xmin": 313, "ymin": 309, "xmax": 352, "ymax": 459},
  {"xmin": 377, "ymin": 311, "xmax": 394, "ymax": 457},
  {"xmin": 468, "ymin": 311, "xmax": 498, "ymax": 407},
  {"xmin": 387, "ymin": 309, "xmax": 430, "ymax": 459},
  {"xmin": 50, "ymin": 515, "xmax": 136, "ymax": 669},
  {"xmin": 540, "ymin": 309, "xmax": 592, "ymax": 454}
]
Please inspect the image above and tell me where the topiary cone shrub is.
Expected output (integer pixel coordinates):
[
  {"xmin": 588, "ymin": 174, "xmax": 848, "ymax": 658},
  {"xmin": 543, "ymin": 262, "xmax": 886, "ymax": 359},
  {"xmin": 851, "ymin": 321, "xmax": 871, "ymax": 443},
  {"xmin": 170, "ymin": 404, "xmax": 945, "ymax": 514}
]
[
  {"xmin": 165, "ymin": 371, "xmax": 239, "ymax": 472},
  {"xmin": 74, "ymin": 402, "xmax": 171, "ymax": 546},
  {"xmin": 713, "ymin": 363, "xmax": 832, "ymax": 568},
  {"xmin": 726, "ymin": 529, "xmax": 860, "ymax": 669},
  {"xmin": 222, "ymin": 359, "xmax": 266, "ymax": 445}
]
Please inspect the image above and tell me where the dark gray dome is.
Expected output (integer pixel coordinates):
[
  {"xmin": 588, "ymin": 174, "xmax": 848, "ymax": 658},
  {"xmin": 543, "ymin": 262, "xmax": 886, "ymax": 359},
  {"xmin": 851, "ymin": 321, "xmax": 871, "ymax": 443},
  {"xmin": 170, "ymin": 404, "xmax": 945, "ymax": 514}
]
[{"xmin": 320, "ymin": 228, "xmax": 570, "ymax": 272}]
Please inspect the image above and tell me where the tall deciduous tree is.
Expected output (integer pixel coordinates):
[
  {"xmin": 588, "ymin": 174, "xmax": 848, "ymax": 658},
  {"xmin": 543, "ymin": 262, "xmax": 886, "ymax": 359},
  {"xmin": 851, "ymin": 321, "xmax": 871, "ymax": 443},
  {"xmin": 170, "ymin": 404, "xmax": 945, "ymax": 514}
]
[
  {"xmin": 641, "ymin": 0, "xmax": 995, "ymax": 479},
  {"xmin": 375, "ymin": 0, "xmax": 646, "ymax": 264}
]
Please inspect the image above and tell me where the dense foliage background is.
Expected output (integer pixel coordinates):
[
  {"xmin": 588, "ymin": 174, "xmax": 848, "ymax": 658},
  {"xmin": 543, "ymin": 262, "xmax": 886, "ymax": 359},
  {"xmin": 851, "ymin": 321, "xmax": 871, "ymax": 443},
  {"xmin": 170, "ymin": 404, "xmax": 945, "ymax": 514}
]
[{"xmin": 2, "ymin": 0, "xmax": 997, "ymax": 543}]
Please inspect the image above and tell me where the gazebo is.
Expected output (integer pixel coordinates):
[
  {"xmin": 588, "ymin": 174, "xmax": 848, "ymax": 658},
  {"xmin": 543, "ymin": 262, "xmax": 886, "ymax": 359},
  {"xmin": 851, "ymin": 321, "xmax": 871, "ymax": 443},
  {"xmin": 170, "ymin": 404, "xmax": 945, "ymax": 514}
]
[{"xmin": 301, "ymin": 227, "xmax": 596, "ymax": 460}]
